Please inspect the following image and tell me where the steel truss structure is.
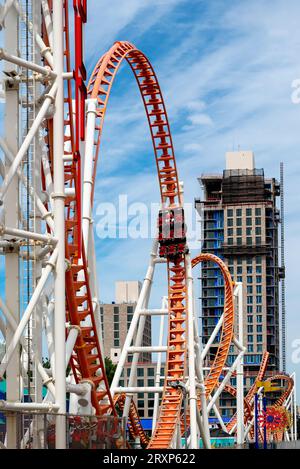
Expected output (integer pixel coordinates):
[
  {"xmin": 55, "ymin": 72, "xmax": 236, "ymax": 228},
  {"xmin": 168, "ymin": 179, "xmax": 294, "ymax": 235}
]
[{"xmin": 0, "ymin": 1, "xmax": 296, "ymax": 450}]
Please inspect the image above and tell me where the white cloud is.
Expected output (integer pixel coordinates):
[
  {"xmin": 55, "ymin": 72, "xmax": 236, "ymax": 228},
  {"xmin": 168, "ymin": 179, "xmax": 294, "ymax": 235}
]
[{"xmin": 187, "ymin": 113, "xmax": 213, "ymax": 126}]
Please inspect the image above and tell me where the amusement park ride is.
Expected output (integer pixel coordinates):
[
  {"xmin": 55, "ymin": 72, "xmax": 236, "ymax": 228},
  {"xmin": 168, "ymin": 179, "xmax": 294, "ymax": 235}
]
[{"xmin": 0, "ymin": 1, "xmax": 296, "ymax": 450}]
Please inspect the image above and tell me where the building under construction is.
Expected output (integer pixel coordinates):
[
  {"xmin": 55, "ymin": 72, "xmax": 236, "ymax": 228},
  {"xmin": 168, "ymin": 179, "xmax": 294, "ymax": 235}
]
[{"xmin": 195, "ymin": 151, "xmax": 284, "ymax": 420}]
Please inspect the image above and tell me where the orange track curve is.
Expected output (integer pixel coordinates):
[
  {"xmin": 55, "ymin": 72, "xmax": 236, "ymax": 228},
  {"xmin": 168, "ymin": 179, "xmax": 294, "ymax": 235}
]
[
  {"xmin": 226, "ymin": 350, "xmax": 270, "ymax": 433},
  {"xmin": 85, "ymin": 41, "xmax": 186, "ymax": 449},
  {"xmin": 191, "ymin": 253, "xmax": 235, "ymax": 399}
]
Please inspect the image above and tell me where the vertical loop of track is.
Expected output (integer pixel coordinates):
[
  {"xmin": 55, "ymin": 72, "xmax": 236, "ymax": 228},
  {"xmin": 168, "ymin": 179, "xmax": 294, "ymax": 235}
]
[{"xmin": 86, "ymin": 41, "xmax": 186, "ymax": 448}]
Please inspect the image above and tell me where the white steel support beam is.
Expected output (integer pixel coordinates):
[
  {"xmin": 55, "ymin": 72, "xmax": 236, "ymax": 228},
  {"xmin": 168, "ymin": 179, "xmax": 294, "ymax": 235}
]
[
  {"xmin": 82, "ymin": 99, "xmax": 97, "ymax": 254},
  {"xmin": 152, "ymin": 297, "xmax": 166, "ymax": 431},
  {"xmin": 0, "ymin": 81, "xmax": 57, "ymax": 203},
  {"xmin": 0, "ymin": 249, "xmax": 58, "ymax": 377},
  {"xmin": 186, "ymin": 254, "xmax": 198, "ymax": 449},
  {"xmin": 52, "ymin": 1, "xmax": 66, "ymax": 449},
  {"xmin": 0, "ymin": 48, "xmax": 56, "ymax": 78},
  {"xmin": 13, "ymin": 0, "xmax": 54, "ymax": 68},
  {"xmin": 3, "ymin": 5, "xmax": 19, "ymax": 447},
  {"xmin": 0, "ymin": 137, "xmax": 54, "ymax": 231},
  {"xmin": 193, "ymin": 316, "xmax": 211, "ymax": 448},
  {"xmin": 235, "ymin": 282, "xmax": 245, "ymax": 447},
  {"xmin": 207, "ymin": 352, "xmax": 244, "ymax": 412},
  {"xmin": 41, "ymin": 0, "xmax": 53, "ymax": 49}
]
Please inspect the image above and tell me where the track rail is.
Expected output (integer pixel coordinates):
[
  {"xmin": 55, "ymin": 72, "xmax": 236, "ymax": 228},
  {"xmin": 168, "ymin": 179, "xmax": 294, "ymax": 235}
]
[
  {"xmin": 226, "ymin": 350, "xmax": 270, "ymax": 433},
  {"xmin": 86, "ymin": 41, "xmax": 186, "ymax": 449},
  {"xmin": 191, "ymin": 253, "xmax": 235, "ymax": 398}
]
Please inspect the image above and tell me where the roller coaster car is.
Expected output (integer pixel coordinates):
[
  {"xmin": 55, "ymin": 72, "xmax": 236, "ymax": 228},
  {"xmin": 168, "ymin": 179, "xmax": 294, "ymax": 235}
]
[{"xmin": 158, "ymin": 208, "xmax": 187, "ymax": 258}]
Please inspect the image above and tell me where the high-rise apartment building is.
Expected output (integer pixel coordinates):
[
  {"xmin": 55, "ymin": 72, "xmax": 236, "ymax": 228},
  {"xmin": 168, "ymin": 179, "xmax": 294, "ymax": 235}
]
[{"xmin": 195, "ymin": 151, "xmax": 282, "ymax": 418}]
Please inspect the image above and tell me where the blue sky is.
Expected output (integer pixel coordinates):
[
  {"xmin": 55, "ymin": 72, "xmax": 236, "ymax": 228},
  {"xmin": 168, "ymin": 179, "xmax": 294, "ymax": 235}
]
[{"xmin": 86, "ymin": 0, "xmax": 300, "ymax": 388}]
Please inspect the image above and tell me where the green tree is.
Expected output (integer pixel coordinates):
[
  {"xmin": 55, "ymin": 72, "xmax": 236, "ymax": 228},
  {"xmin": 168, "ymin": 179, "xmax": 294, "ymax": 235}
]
[{"xmin": 105, "ymin": 357, "xmax": 117, "ymax": 386}]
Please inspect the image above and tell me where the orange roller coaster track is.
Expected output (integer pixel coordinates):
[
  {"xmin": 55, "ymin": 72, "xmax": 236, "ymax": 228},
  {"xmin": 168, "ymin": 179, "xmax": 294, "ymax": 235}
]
[
  {"xmin": 64, "ymin": 40, "xmax": 187, "ymax": 449},
  {"xmin": 191, "ymin": 253, "xmax": 235, "ymax": 399}
]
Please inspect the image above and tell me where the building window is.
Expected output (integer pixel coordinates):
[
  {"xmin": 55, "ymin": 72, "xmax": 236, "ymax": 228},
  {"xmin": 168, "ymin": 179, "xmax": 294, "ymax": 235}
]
[
  {"xmin": 227, "ymin": 228, "xmax": 233, "ymax": 236},
  {"xmin": 236, "ymin": 218, "xmax": 242, "ymax": 226},
  {"xmin": 247, "ymin": 325, "xmax": 253, "ymax": 333},
  {"xmin": 257, "ymin": 344, "xmax": 263, "ymax": 352},
  {"xmin": 257, "ymin": 325, "xmax": 263, "ymax": 333},
  {"xmin": 237, "ymin": 237, "xmax": 242, "ymax": 245},
  {"xmin": 257, "ymin": 315, "xmax": 262, "ymax": 323},
  {"xmin": 236, "ymin": 227, "xmax": 242, "ymax": 236},
  {"xmin": 247, "ymin": 275, "xmax": 253, "ymax": 283},
  {"xmin": 247, "ymin": 296, "xmax": 253, "ymax": 305},
  {"xmin": 248, "ymin": 345, "xmax": 254, "ymax": 352},
  {"xmin": 255, "ymin": 217, "xmax": 261, "ymax": 225},
  {"xmin": 247, "ymin": 266, "xmax": 253, "ymax": 274},
  {"xmin": 256, "ymin": 256, "xmax": 262, "ymax": 264},
  {"xmin": 247, "ymin": 315, "xmax": 253, "ymax": 323},
  {"xmin": 247, "ymin": 306, "xmax": 253, "ymax": 314},
  {"xmin": 137, "ymin": 368, "xmax": 144, "ymax": 377},
  {"xmin": 255, "ymin": 227, "xmax": 261, "ymax": 235},
  {"xmin": 256, "ymin": 306, "xmax": 262, "ymax": 313},
  {"xmin": 256, "ymin": 266, "xmax": 262, "ymax": 274},
  {"xmin": 255, "ymin": 236, "xmax": 261, "ymax": 245},
  {"xmin": 227, "ymin": 209, "xmax": 233, "ymax": 217},
  {"xmin": 255, "ymin": 208, "xmax": 261, "ymax": 216},
  {"xmin": 246, "ymin": 217, "xmax": 252, "ymax": 226},
  {"xmin": 227, "ymin": 218, "xmax": 233, "ymax": 227},
  {"xmin": 228, "ymin": 237, "xmax": 233, "ymax": 245},
  {"xmin": 148, "ymin": 368, "xmax": 154, "ymax": 377},
  {"xmin": 246, "ymin": 208, "xmax": 252, "ymax": 216},
  {"xmin": 256, "ymin": 296, "xmax": 262, "ymax": 304},
  {"xmin": 236, "ymin": 208, "xmax": 242, "ymax": 217},
  {"xmin": 237, "ymin": 266, "xmax": 242, "ymax": 274},
  {"xmin": 148, "ymin": 379, "xmax": 155, "ymax": 386},
  {"xmin": 127, "ymin": 306, "xmax": 133, "ymax": 331},
  {"xmin": 246, "ymin": 237, "xmax": 252, "ymax": 245},
  {"xmin": 246, "ymin": 227, "xmax": 252, "ymax": 236},
  {"xmin": 247, "ymin": 286, "xmax": 253, "ymax": 294},
  {"xmin": 257, "ymin": 335, "xmax": 263, "ymax": 343},
  {"xmin": 113, "ymin": 306, "xmax": 120, "ymax": 347},
  {"xmin": 256, "ymin": 276, "xmax": 262, "ymax": 283},
  {"xmin": 248, "ymin": 335, "xmax": 253, "ymax": 343},
  {"xmin": 256, "ymin": 285, "xmax": 262, "ymax": 294},
  {"xmin": 137, "ymin": 379, "xmax": 144, "ymax": 387}
]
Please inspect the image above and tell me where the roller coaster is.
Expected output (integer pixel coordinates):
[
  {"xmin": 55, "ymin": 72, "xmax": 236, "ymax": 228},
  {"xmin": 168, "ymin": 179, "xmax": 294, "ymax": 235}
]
[{"xmin": 0, "ymin": 2, "xmax": 296, "ymax": 449}]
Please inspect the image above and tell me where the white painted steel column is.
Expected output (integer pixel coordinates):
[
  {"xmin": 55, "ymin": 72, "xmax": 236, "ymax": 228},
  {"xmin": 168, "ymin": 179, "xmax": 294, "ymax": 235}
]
[
  {"xmin": 3, "ymin": 5, "xmax": 19, "ymax": 448},
  {"xmin": 152, "ymin": 297, "xmax": 166, "ymax": 431},
  {"xmin": 82, "ymin": 99, "xmax": 97, "ymax": 254},
  {"xmin": 186, "ymin": 255, "xmax": 198, "ymax": 448},
  {"xmin": 235, "ymin": 282, "xmax": 245, "ymax": 447},
  {"xmin": 193, "ymin": 318, "xmax": 211, "ymax": 448},
  {"xmin": 52, "ymin": 1, "xmax": 66, "ymax": 449}
]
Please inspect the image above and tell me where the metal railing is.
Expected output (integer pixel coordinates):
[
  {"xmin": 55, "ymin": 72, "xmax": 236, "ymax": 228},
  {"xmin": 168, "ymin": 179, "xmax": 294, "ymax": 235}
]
[{"xmin": 0, "ymin": 411, "xmax": 126, "ymax": 449}]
